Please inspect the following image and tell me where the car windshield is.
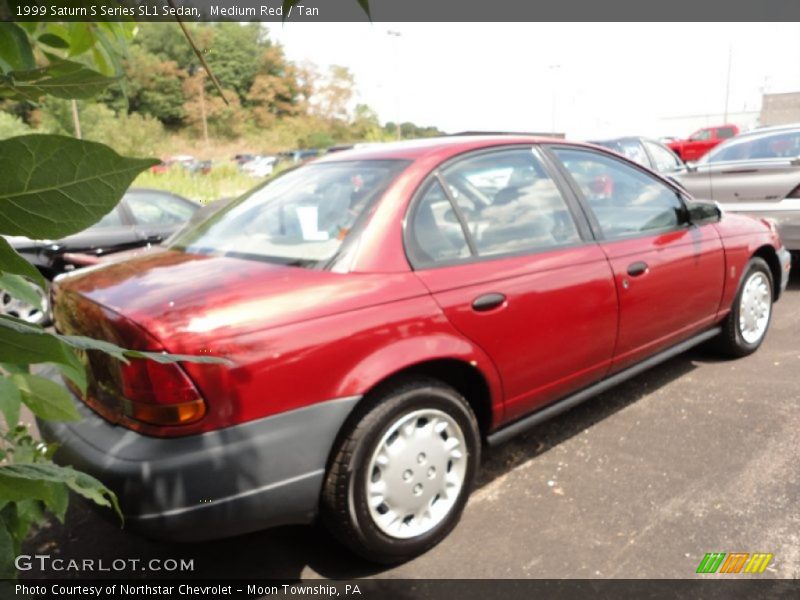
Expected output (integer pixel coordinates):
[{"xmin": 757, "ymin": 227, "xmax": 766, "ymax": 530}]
[
  {"xmin": 702, "ymin": 130, "xmax": 800, "ymax": 163},
  {"xmin": 169, "ymin": 160, "xmax": 408, "ymax": 267}
]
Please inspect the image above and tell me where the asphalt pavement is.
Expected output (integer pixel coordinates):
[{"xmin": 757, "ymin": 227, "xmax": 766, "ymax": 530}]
[{"xmin": 21, "ymin": 270, "xmax": 800, "ymax": 580}]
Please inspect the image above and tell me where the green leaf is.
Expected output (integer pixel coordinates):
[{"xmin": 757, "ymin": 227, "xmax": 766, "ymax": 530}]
[
  {"xmin": 0, "ymin": 57, "xmax": 118, "ymax": 102},
  {"xmin": 38, "ymin": 34, "xmax": 69, "ymax": 50},
  {"xmin": 0, "ymin": 317, "xmax": 226, "ymax": 371},
  {"xmin": 8, "ymin": 499, "xmax": 47, "ymax": 545},
  {"xmin": 0, "ymin": 273, "xmax": 42, "ymax": 312},
  {"xmin": 356, "ymin": 0, "xmax": 372, "ymax": 18},
  {"xmin": 48, "ymin": 361, "xmax": 87, "ymax": 396},
  {"xmin": 0, "ymin": 23, "xmax": 35, "ymax": 73},
  {"xmin": 0, "ymin": 135, "xmax": 157, "ymax": 239},
  {"xmin": 0, "ymin": 377, "xmax": 21, "ymax": 429},
  {"xmin": 62, "ymin": 335, "xmax": 231, "ymax": 365},
  {"xmin": 10, "ymin": 374, "xmax": 80, "ymax": 422},
  {"xmin": 40, "ymin": 485, "xmax": 67, "ymax": 523},
  {"xmin": 0, "ymin": 463, "xmax": 121, "ymax": 522},
  {"xmin": 0, "ymin": 316, "xmax": 77, "ymax": 367},
  {"xmin": 0, "ymin": 236, "xmax": 46, "ymax": 290},
  {"xmin": 0, "ymin": 513, "xmax": 16, "ymax": 579}
]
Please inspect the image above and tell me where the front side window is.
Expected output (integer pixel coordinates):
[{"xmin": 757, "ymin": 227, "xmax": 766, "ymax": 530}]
[
  {"xmin": 127, "ymin": 192, "xmax": 198, "ymax": 226},
  {"xmin": 689, "ymin": 129, "xmax": 713, "ymax": 141},
  {"xmin": 552, "ymin": 147, "xmax": 686, "ymax": 240},
  {"xmin": 171, "ymin": 160, "xmax": 408, "ymax": 266},
  {"xmin": 704, "ymin": 130, "xmax": 800, "ymax": 163},
  {"xmin": 88, "ymin": 208, "xmax": 124, "ymax": 229},
  {"xmin": 408, "ymin": 148, "xmax": 581, "ymax": 266}
]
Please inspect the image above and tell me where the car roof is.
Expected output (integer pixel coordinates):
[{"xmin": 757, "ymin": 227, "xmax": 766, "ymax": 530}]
[
  {"xmin": 313, "ymin": 135, "xmax": 571, "ymax": 164},
  {"xmin": 741, "ymin": 123, "xmax": 800, "ymax": 137}
]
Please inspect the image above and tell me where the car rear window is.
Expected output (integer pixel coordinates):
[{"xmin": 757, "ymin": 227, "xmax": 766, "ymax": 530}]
[{"xmin": 169, "ymin": 160, "xmax": 409, "ymax": 267}]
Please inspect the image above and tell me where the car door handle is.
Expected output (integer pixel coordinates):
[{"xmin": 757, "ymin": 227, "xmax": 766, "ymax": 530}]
[
  {"xmin": 472, "ymin": 293, "xmax": 506, "ymax": 312},
  {"xmin": 627, "ymin": 262, "xmax": 649, "ymax": 277}
]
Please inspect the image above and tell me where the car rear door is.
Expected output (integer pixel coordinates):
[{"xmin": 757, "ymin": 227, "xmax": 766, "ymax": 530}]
[
  {"xmin": 407, "ymin": 146, "xmax": 618, "ymax": 423},
  {"xmin": 548, "ymin": 145, "xmax": 725, "ymax": 373}
]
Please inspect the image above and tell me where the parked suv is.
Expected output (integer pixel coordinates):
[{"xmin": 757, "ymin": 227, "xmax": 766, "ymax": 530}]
[{"xmin": 42, "ymin": 137, "xmax": 790, "ymax": 563}]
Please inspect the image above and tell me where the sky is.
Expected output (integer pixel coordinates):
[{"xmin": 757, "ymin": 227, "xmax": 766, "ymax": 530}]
[{"xmin": 266, "ymin": 22, "xmax": 800, "ymax": 140}]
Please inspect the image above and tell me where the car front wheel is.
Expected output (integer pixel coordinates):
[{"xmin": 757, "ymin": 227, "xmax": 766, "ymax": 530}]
[
  {"xmin": 715, "ymin": 257, "xmax": 773, "ymax": 357},
  {"xmin": 321, "ymin": 378, "xmax": 480, "ymax": 564}
]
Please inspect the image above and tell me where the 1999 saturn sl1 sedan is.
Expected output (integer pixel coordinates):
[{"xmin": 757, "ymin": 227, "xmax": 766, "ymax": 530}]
[{"xmin": 42, "ymin": 136, "xmax": 791, "ymax": 563}]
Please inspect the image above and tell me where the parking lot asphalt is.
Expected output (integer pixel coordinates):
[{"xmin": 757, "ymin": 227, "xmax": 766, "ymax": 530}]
[{"xmin": 22, "ymin": 269, "xmax": 800, "ymax": 580}]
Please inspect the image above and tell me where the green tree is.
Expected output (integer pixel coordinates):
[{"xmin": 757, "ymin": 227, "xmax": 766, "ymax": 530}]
[{"xmin": 0, "ymin": 22, "xmax": 223, "ymax": 578}]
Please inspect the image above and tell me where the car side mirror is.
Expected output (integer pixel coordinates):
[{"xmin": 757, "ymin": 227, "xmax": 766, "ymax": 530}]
[
  {"xmin": 687, "ymin": 200, "xmax": 722, "ymax": 224},
  {"xmin": 685, "ymin": 161, "xmax": 698, "ymax": 172}
]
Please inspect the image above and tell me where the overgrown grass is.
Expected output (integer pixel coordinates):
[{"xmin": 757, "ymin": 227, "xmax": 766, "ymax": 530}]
[{"xmin": 133, "ymin": 162, "xmax": 266, "ymax": 204}]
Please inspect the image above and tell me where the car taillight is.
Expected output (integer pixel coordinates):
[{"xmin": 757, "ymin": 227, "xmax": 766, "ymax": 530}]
[
  {"xmin": 787, "ymin": 184, "xmax": 800, "ymax": 198},
  {"xmin": 119, "ymin": 359, "xmax": 206, "ymax": 426}
]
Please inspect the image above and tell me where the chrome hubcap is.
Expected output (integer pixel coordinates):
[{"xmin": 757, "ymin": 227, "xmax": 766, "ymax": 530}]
[
  {"xmin": 739, "ymin": 272, "xmax": 771, "ymax": 344},
  {"xmin": 366, "ymin": 409, "xmax": 467, "ymax": 539},
  {"xmin": 0, "ymin": 283, "xmax": 48, "ymax": 325}
]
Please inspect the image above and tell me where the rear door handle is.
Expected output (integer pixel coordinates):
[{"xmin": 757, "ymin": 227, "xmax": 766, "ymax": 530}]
[
  {"xmin": 472, "ymin": 293, "xmax": 506, "ymax": 312},
  {"xmin": 627, "ymin": 262, "xmax": 648, "ymax": 277}
]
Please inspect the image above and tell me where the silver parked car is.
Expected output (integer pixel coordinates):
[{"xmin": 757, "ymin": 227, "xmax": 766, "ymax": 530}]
[
  {"xmin": 677, "ymin": 124, "xmax": 800, "ymax": 252},
  {"xmin": 590, "ymin": 136, "xmax": 686, "ymax": 175}
]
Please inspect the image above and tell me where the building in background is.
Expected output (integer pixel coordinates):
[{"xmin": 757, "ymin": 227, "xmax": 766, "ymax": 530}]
[{"xmin": 760, "ymin": 92, "xmax": 800, "ymax": 127}]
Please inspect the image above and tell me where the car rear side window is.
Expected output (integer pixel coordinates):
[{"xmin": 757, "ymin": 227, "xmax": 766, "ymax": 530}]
[
  {"xmin": 408, "ymin": 148, "xmax": 581, "ymax": 267},
  {"xmin": 171, "ymin": 160, "xmax": 409, "ymax": 267},
  {"xmin": 552, "ymin": 147, "xmax": 685, "ymax": 240},
  {"xmin": 408, "ymin": 181, "xmax": 472, "ymax": 265},
  {"xmin": 705, "ymin": 130, "xmax": 800, "ymax": 163}
]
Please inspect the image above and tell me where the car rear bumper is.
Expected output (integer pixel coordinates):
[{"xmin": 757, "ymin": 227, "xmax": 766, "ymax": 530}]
[
  {"xmin": 719, "ymin": 200, "xmax": 800, "ymax": 251},
  {"xmin": 37, "ymin": 375, "xmax": 359, "ymax": 542}
]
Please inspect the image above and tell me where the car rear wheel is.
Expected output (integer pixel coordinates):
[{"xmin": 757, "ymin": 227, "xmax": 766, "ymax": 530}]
[
  {"xmin": 321, "ymin": 378, "xmax": 480, "ymax": 564},
  {"xmin": 714, "ymin": 257, "xmax": 773, "ymax": 357}
]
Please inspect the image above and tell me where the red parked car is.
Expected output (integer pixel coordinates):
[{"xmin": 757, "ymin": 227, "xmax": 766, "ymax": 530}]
[
  {"xmin": 43, "ymin": 136, "xmax": 791, "ymax": 563},
  {"xmin": 667, "ymin": 124, "xmax": 740, "ymax": 162}
]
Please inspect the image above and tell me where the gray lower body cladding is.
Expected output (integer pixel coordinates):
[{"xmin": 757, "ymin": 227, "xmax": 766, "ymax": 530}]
[{"xmin": 38, "ymin": 386, "xmax": 360, "ymax": 542}]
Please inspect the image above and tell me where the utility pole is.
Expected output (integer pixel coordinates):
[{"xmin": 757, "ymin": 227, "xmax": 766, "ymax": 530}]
[
  {"xmin": 723, "ymin": 45, "xmax": 732, "ymax": 122},
  {"xmin": 386, "ymin": 30, "xmax": 402, "ymax": 140},
  {"xmin": 548, "ymin": 64, "xmax": 561, "ymax": 136},
  {"xmin": 199, "ymin": 72, "xmax": 209, "ymax": 146}
]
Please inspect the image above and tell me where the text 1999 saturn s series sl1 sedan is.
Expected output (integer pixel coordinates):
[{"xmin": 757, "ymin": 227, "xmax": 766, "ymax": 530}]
[{"xmin": 41, "ymin": 136, "xmax": 792, "ymax": 563}]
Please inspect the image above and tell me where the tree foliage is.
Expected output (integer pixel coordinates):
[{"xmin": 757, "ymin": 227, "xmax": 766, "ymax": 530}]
[{"xmin": 0, "ymin": 22, "xmax": 226, "ymax": 578}]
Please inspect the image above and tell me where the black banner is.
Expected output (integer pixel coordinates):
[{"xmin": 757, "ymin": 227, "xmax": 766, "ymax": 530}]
[
  {"xmin": 3, "ymin": 0, "xmax": 800, "ymax": 22},
  {"xmin": 3, "ymin": 579, "xmax": 800, "ymax": 600}
]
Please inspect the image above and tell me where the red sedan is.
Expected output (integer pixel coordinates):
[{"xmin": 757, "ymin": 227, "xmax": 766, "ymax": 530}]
[{"xmin": 43, "ymin": 136, "xmax": 791, "ymax": 563}]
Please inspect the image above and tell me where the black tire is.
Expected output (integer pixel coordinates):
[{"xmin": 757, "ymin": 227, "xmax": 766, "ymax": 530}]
[
  {"xmin": 714, "ymin": 257, "xmax": 773, "ymax": 358},
  {"xmin": 321, "ymin": 377, "xmax": 480, "ymax": 564}
]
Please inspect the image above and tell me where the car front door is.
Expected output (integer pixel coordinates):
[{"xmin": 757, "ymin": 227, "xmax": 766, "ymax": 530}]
[
  {"xmin": 548, "ymin": 146, "xmax": 725, "ymax": 373},
  {"xmin": 407, "ymin": 147, "xmax": 619, "ymax": 424}
]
